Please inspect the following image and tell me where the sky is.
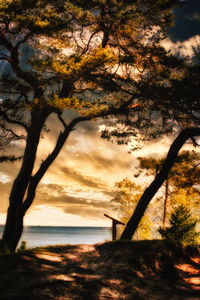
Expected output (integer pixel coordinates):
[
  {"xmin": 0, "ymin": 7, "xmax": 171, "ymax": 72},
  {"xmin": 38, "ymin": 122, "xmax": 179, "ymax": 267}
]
[{"xmin": 0, "ymin": 0, "xmax": 200, "ymax": 227}]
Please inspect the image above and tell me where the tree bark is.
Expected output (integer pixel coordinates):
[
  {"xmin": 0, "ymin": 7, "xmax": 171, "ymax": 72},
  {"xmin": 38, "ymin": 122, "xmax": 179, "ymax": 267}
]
[
  {"xmin": 163, "ymin": 178, "xmax": 169, "ymax": 229},
  {"xmin": 2, "ymin": 113, "xmax": 46, "ymax": 251},
  {"xmin": 120, "ymin": 127, "xmax": 200, "ymax": 240},
  {"xmin": 4, "ymin": 206, "xmax": 25, "ymax": 252},
  {"xmin": 1, "ymin": 110, "xmax": 74, "ymax": 251}
]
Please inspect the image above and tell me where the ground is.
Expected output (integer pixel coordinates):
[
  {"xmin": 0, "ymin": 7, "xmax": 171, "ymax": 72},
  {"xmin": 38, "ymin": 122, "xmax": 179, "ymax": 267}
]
[{"xmin": 0, "ymin": 240, "xmax": 199, "ymax": 299}]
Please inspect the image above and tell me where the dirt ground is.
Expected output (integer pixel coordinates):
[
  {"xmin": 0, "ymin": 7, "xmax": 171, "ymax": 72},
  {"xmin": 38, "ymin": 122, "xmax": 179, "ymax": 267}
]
[{"xmin": 0, "ymin": 240, "xmax": 199, "ymax": 299}]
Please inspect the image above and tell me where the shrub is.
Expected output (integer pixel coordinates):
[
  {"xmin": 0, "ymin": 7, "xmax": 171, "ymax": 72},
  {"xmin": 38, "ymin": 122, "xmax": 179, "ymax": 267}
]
[
  {"xmin": 158, "ymin": 205, "xmax": 200, "ymax": 246},
  {"xmin": 17, "ymin": 241, "xmax": 27, "ymax": 253}
]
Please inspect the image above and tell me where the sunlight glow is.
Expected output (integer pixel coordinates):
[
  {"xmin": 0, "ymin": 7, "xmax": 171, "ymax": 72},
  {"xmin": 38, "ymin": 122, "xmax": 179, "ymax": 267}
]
[
  {"xmin": 23, "ymin": 205, "xmax": 110, "ymax": 227},
  {"xmin": 0, "ymin": 174, "xmax": 11, "ymax": 183}
]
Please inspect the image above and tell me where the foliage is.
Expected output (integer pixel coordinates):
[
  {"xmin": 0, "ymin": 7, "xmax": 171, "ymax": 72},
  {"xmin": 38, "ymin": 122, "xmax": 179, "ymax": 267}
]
[
  {"xmin": 112, "ymin": 178, "xmax": 153, "ymax": 239},
  {"xmin": 0, "ymin": 155, "xmax": 22, "ymax": 163},
  {"xmin": 0, "ymin": 0, "xmax": 184, "ymax": 130},
  {"xmin": 0, "ymin": 0, "xmax": 185, "ymax": 251},
  {"xmin": 101, "ymin": 51, "xmax": 200, "ymax": 149},
  {"xmin": 120, "ymin": 128, "xmax": 200, "ymax": 241},
  {"xmin": 138, "ymin": 151, "xmax": 200, "ymax": 190},
  {"xmin": 137, "ymin": 150, "xmax": 200, "ymax": 223},
  {"xmin": 158, "ymin": 205, "xmax": 200, "ymax": 245},
  {"xmin": 17, "ymin": 241, "xmax": 27, "ymax": 253}
]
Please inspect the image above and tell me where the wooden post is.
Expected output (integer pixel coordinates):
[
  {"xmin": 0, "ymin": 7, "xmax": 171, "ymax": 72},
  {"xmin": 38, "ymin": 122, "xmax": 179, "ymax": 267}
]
[{"xmin": 104, "ymin": 214, "xmax": 125, "ymax": 240}]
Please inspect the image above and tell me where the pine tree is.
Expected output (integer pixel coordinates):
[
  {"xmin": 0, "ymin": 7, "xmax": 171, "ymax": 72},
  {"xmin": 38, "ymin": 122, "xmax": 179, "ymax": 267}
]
[
  {"xmin": 120, "ymin": 128, "xmax": 200, "ymax": 240},
  {"xmin": 158, "ymin": 205, "xmax": 200, "ymax": 245},
  {"xmin": 0, "ymin": 0, "xmax": 182, "ymax": 251}
]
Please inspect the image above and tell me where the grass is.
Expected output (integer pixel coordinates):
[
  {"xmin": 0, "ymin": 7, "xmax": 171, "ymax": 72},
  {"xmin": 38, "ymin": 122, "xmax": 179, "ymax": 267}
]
[{"xmin": 0, "ymin": 240, "xmax": 199, "ymax": 299}]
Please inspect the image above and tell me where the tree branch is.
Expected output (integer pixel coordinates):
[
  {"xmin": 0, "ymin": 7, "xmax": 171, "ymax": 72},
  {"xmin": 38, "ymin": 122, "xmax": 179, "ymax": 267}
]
[
  {"xmin": 21, "ymin": 128, "xmax": 71, "ymax": 212},
  {"xmin": 0, "ymin": 109, "xmax": 29, "ymax": 132},
  {"xmin": 0, "ymin": 155, "xmax": 22, "ymax": 163},
  {"xmin": 21, "ymin": 95, "xmax": 138, "ymax": 212},
  {"xmin": 0, "ymin": 30, "xmax": 41, "ymax": 92},
  {"xmin": 16, "ymin": 31, "xmax": 32, "ymax": 49}
]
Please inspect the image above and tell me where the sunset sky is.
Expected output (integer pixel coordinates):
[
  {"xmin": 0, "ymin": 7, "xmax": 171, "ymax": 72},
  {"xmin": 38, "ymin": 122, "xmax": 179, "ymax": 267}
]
[{"xmin": 0, "ymin": 0, "xmax": 200, "ymax": 227}]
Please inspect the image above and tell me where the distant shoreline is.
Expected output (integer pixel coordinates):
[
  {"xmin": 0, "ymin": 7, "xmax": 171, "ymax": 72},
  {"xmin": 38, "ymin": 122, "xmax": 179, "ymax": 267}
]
[
  {"xmin": 0, "ymin": 226, "xmax": 112, "ymax": 248},
  {"xmin": 0, "ymin": 225, "xmax": 111, "ymax": 228}
]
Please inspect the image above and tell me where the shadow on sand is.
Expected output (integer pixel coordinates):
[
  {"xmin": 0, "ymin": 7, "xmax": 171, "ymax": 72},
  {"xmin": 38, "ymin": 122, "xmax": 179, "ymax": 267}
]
[{"xmin": 0, "ymin": 240, "xmax": 199, "ymax": 299}]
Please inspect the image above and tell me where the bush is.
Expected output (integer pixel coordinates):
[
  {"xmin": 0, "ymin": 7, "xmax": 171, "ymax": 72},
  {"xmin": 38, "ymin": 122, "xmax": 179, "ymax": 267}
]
[
  {"xmin": 17, "ymin": 241, "xmax": 27, "ymax": 253},
  {"xmin": 158, "ymin": 205, "xmax": 200, "ymax": 246}
]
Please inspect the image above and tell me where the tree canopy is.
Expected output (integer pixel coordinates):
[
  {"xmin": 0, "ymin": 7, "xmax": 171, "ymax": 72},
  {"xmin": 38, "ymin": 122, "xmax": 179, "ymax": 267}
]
[
  {"xmin": 0, "ymin": 0, "xmax": 184, "ymax": 251},
  {"xmin": 101, "ymin": 54, "xmax": 200, "ymax": 149}
]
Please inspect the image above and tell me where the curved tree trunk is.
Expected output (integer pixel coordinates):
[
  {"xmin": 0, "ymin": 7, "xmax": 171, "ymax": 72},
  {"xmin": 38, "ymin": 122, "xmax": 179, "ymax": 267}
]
[
  {"xmin": 4, "ymin": 205, "xmax": 25, "ymax": 252},
  {"xmin": 120, "ymin": 127, "xmax": 200, "ymax": 240},
  {"xmin": 2, "ymin": 113, "xmax": 45, "ymax": 251},
  {"xmin": 1, "ymin": 112, "xmax": 74, "ymax": 251}
]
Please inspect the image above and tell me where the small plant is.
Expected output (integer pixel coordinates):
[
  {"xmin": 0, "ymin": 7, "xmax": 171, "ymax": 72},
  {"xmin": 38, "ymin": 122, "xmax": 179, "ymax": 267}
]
[
  {"xmin": 158, "ymin": 205, "xmax": 200, "ymax": 246},
  {"xmin": 17, "ymin": 241, "xmax": 27, "ymax": 253}
]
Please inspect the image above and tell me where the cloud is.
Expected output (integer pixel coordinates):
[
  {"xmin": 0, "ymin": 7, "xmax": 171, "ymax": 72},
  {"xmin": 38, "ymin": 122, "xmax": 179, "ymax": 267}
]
[
  {"xmin": 36, "ymin": 182, "xmax": 111, "ymax": 206},
  {"xmin": 32, "ymin": 182, "xmax": 112, "ymax": 220},
  {"xmin": 0, "ymin": 100, "xmax": 139, "ymax": 226},
  {"xmin": 161, "ymin": 35, "xmax": 200, "ymax": 58},
  {"xmin": 0, "ymin": 182, "xmax": 12, "ymax": 213},
  {"xmin": 0, "ymin": 116, "xmax": 137, "ymax": 225},
  {"xmin": 59, "ymin": 166, "xmax": 106, "ymax": 189},
  {"xmin": 63, "ymin": 204, "xmax": 110, "ymax": 220}
]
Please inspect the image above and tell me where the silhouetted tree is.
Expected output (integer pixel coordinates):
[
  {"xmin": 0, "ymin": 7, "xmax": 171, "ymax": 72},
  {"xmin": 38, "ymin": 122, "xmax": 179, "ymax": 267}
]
[
  {"xmin": 120, "ymin": 128, "xmax": 200, "ymax": 240},
  {"xmin": 0, "ymin": 0, "xmax": 181, "ymax": 251},
  {"xmin": 137, "ymin": 151, "xmax": 200, "ymax": 228}
]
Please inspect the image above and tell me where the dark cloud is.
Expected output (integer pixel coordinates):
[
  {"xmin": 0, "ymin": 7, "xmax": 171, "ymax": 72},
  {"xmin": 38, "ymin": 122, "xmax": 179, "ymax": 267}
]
[
  {"xmin": 63, "ymin": 205, "xmax": 110, "ymax": 220},
  {"xmin": 66, "ymin": 150, "xmax": 132, "ymax": 173},
  {"xmin": 35, "ymin": 183, "xmax": 110, "ymax": 206},
  {"xmin": 74, "ymin": 121, "xmax": 99, "ymax": 134},
  {"xmin": 59, "ymin": 166, "xmax": 107, "ymax": 189},
  {"xmin": 33, "ymin": 182, "xmax": 112, "ymax": 220}
]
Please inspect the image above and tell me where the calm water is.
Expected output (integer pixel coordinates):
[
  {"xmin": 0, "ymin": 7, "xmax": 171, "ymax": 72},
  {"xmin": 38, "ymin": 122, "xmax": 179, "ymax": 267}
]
[{"xmin": 0, "ymin": 226, "xmax": 112, "ymax": 249}]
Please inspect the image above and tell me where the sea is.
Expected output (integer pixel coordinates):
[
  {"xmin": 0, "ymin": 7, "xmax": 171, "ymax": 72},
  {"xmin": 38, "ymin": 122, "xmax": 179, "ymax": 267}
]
[{"xmin": 0, "ymin": 225, "xmax": 112, "ymax": 249}]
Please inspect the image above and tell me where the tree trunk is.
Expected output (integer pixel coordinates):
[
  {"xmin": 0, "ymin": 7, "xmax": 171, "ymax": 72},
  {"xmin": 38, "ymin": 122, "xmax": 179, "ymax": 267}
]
[
  {"xmin": 1, "ymin": 111, "xmax": 72, "ymax": 252},
  {"xmin": 2, "ymin": 114, "xmax": 45, "ymax": 251},
  {"xmin": 120, "ymin": 127, "xmax": 200, "ymax": 240},
  {"xmin": 163, "ymin": 178, "xmax": 169, "ymax": 229},
  {"xmin": 4, "ymin": 206, "xmax": 25, "ymax": 252}
]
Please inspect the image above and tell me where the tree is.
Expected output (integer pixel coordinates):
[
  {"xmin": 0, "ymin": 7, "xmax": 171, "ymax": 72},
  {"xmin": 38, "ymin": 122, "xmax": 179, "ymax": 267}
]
[
  {"xmin": 120, "ymin": 128, "xmax": 200, "ymax": 240},
  {"xmin": 112, "ymin": 152, "xmax": 200, "ymax": 241},
  {"xmin": 158, "ymin": 205, "xmax": 200, "ymax": 245},
  {"xmin": 111, "ymin": 178, "xmax": 153, "ymax": 240},
  {"xmin": 0, "ymin": 0, "xmax": 181, "ymax": 251},
  {"xmin": 119, "ymin": 59, "xmax": 200, "ymax": 240},
  {"xmin": 98, "ymin": 28, "xmax": 200, "ymax": 240},
  {"xmin": 137, "ymin": 151, "xmax": 200, "ymax": 228}
]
